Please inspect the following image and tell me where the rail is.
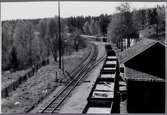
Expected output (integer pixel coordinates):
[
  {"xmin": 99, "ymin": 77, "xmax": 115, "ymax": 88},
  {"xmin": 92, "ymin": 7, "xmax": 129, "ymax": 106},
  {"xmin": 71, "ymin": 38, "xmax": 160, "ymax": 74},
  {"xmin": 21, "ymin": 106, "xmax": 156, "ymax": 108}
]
[{"xmin": 39, "ymin": 43, "xmax": 105, "ymax": 113}]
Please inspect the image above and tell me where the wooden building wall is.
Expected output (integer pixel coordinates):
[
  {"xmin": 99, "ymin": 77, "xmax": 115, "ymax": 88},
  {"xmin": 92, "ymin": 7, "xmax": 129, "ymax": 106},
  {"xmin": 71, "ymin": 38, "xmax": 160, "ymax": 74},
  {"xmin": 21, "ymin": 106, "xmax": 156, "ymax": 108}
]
[{"xmin": 127, "ymin": 80, "xmax": 165, "ymax": 113}]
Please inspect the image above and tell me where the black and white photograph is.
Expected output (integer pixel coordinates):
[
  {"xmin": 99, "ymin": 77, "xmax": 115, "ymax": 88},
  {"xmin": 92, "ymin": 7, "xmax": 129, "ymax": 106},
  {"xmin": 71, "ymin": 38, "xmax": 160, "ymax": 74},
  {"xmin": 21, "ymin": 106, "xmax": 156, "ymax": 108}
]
[{"xmin": 1, "ymin": 0, "xmax": 166, "ymax": 114}]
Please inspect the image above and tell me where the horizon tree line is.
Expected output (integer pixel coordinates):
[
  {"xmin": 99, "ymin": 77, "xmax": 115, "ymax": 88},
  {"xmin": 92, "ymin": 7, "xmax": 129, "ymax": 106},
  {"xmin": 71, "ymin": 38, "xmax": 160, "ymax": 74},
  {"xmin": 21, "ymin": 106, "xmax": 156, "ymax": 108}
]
[{"xmin": 2, "ymin": 4, "xmax": 165, "ymax": 71}]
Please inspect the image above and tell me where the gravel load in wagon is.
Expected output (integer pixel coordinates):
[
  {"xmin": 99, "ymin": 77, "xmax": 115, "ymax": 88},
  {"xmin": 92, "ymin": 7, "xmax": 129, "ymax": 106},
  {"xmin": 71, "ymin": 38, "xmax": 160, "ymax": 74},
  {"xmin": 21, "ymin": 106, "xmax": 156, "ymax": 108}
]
[
  {"xmin": 87, "ymin": 82, "xmax": 114, "ymax": 106},
  {"xmin": 119, "ymin": 81, "xmax": 127, "ymax": 86},
  {"xmin": 119, "ymin": 86, "xmax": 127, "ymax": 92},
  {"xmin": 92, "ymin": 91, "xmax": 114, "ymax": 98},
  {"xmin": 88, "ymin": 89, "xmax": 114, "ymax": 103},
  {"xmin": 87, "ymin": 107, "xmax": 111, "ymax": 114},
  {"xmin": 102, "ymin": 67, "xmax": 116, "ymax": 71},
  {"xmin": 99, "ymin": 74, "xmax": 115, "ymax": 80},
  {"xmin": 106, "ymin": 56, "xmax": 117, "ymax": 60},
  {"xmin": 105, "ymin": 60, "xmax": 117, "ymax": 65},
  {"xmin": 87, "ymin": 93, "xmax": 113, "ymax": 106},
  {"xmin": 95, "ymin": 82, "xmax": 115, "ymax": 92}
]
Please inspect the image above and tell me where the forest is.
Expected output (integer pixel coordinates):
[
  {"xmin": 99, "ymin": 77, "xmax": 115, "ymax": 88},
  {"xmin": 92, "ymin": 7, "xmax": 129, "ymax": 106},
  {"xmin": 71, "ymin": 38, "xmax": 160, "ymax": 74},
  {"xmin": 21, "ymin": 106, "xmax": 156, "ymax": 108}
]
[{"xmin": 2, "ymin": 3, "xmax": 165, "ymax": 71}]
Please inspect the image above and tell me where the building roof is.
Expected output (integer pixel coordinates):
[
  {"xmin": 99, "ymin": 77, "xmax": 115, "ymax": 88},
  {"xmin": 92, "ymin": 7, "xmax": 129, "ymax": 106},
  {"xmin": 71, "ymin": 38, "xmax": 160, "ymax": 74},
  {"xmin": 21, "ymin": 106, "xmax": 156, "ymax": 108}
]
[
  {"xmin": 117, "ymin": 38, "xmax": 164, "ymax": 64},
  {"xmin": 125, "ymin": 67, "xmax": 165, "ymax": 82},
  {"xmin": 117, "ymin": 38, "xmax": 165, "ymax": 82}
]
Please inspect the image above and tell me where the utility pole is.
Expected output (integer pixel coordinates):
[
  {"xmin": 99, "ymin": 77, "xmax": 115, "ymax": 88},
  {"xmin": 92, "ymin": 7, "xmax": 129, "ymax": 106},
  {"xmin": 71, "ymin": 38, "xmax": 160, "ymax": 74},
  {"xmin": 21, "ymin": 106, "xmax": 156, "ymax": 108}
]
[{"xmin": 58, "ymin": 0, "xmax": 61, "ymax": 69}]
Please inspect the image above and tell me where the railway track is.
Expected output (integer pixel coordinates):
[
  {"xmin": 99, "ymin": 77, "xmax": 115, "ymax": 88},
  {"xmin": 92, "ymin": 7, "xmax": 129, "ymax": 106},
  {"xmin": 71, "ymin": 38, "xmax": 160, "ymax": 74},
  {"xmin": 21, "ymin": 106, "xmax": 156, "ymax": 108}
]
[{"xmin": 39, "ymin": 43, "xmax": 106, "ymax": 113}]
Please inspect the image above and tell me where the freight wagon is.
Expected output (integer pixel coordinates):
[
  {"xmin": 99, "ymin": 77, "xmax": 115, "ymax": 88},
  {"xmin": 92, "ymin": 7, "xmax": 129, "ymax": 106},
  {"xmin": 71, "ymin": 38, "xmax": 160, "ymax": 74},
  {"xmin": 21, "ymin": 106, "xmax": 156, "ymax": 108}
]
[{"xmin": 83, "ymin": 44, "xmax": 120, "ymax": 114}]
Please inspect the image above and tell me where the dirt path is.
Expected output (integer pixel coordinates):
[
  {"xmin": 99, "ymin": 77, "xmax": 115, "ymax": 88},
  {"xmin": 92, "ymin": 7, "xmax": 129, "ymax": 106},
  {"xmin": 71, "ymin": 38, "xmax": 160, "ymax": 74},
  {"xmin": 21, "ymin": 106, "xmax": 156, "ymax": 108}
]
[{"xmin": 59, "ymin": 61, "xmax": 104, "ymax": 113}]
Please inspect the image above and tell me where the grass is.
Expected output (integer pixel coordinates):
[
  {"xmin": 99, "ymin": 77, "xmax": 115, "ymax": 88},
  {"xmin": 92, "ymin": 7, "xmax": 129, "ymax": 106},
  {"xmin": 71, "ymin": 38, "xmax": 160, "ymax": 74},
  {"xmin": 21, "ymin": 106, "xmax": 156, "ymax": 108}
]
[{"xmin": 2, "ymin": 46, "xmax": 91, "ymax": 113}]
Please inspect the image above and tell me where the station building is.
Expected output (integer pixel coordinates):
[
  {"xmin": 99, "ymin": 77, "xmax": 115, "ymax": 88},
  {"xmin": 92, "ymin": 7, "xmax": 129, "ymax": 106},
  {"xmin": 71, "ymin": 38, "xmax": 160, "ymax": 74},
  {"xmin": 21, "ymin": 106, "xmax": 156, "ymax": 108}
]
[{"xmin": 117, "ymin": 38, "xmax": 165, "ymax": 113}]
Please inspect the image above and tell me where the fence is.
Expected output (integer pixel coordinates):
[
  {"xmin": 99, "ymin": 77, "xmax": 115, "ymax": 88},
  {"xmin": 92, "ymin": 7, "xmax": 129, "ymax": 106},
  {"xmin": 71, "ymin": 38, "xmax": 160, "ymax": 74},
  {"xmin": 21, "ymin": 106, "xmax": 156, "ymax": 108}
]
[{"xmin": 2, "ymin": 58, "xmax": 49, "ymax": 98}]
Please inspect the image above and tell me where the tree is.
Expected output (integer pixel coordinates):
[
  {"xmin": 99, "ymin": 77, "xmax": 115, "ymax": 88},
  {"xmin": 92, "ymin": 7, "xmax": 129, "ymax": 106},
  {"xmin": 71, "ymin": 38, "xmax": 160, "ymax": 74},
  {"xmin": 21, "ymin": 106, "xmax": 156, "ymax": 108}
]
[
  {"xmin": 157, "ymin": 5, "xmax": 165, "ymax": 26},
  {"xmin": 99, "ymin": 14, "xmax": 110, "ymax": 35},
  {"xmin": 38, "ymin": 17, "xmax": 66, "ymax": 62},
  {"xmin": 13, "ymin": 20, "xmax": 35, "ymax": 67},
  {"xmin": 89, "ymin": 19, "xmax": 96, "ymax": 35},
  {"xmin": 66, "ymin": 17, "xmax": 76, "ymax": 33},
  {"xmin": 83, "ymin": 21, "xmax": 90, "ymax": 35},
  {"xmin": 31, "ymin": 31, "xmax": 48, "ymax": 64},
  {"xmin": 107, "ymin": 14, "xmax": 124, "ymax": 48},
  {"xmin": 108, "ymin": 3, "xmax": 137, "ymax": 50},
  {"xmin": 132, "ymin": 9, "xmax": 147, "ymax": 30},
  {"xmin": 116, "ymin": 3, "xmax": 137, "ymax": 48},
  {"xmin": 72, "ymin": 29, "xmax": 86, "ymax": 51},
  {"xmin": 157, "ymin": 5, "xmax": 165, "ymax": 35},
  {"xmin": 47, "ymin": 18, "xmax": 60, "ymax": 61},
  {"xmin": 73, "ymin": 29, "xmax": 81, "ymax": 52},
  {"xmin": 37, "ymin": 19, "xmax": 50, "ymax": 56},
  {"xmin": 13, "ymin": 21, "xmax": 27, "ymax": 67},
  {"xmin": 89, "ymin": 19, "xmax": 101, "ymax": 35},
  {"xmin": 10, "ymin": 46, "xmax": 18, "ymax": 69},
  {"xmin": 152, "ymin": 8, "xmax": 158, "ymax": 38},
  {"xmin": 38, "ymin": 19, "xmax": 48, "ymax": 39},
  {"xmin": 94, "ymin": 21, "xmax": 101, "ymax": 36},
  {"xmin": 25, "ymin": 21, "xmax": 35, "ymax": 65},
  {"xmin": 140, "ymin": 9, "xmax": 147, "ymax": 26},
  {"xmin": 116, "ymin": 2, "xmax": 130, "ymax": 13},
  {"xmin": 2, "ymin": 22, "xmax": 13, "ymax": 70},
  {"xmin": 132, "ymin": 9, "xmax": 144, "ymax": 30}
]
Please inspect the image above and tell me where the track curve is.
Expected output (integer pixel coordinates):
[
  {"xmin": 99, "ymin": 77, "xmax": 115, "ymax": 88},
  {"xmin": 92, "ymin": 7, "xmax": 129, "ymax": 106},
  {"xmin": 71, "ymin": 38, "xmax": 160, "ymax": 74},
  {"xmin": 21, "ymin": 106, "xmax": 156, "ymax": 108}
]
[{"xmin": 39, "ymin": 43, "xmax": 105, "ymax": 113}]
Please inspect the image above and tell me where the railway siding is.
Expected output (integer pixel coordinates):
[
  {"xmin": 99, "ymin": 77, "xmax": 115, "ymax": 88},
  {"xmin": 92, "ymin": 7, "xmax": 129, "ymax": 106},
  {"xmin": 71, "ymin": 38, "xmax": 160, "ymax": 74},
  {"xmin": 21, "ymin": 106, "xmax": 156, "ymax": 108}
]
[
  {"xmin": 58, "ymin": 42, "xmax": 106, "ymax": 113},
  {"xmin": 39, "ymin": 43, "xmax": 99, "ymax": 113}
]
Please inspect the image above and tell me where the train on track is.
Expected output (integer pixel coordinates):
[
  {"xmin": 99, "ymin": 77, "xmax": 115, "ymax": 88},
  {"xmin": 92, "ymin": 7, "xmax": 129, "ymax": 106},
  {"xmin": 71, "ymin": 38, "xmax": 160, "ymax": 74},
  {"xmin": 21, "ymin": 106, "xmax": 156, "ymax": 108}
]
[
  {"xmin": 39, "ymin": 43, "xmax": 126, "ymax": 114},
  {"xmin": 82, "ymin": 44, "xmax": 126, "ymax": 114}
]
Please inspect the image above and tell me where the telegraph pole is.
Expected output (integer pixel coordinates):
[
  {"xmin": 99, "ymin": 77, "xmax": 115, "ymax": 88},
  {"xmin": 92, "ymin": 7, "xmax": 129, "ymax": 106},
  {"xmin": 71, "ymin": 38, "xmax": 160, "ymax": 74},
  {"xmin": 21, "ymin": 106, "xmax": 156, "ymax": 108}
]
[{"xmin": 58, "ymin": 0, "xmax": 61, "ymax": 69}]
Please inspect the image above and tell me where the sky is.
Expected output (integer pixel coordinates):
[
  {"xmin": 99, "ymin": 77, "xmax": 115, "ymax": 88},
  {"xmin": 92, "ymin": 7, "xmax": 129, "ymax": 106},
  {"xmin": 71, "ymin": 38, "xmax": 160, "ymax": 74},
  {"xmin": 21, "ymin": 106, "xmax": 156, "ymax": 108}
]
[{"xmin": 1, "ymin": 1, "xmax": 166, "ymax": 21}]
